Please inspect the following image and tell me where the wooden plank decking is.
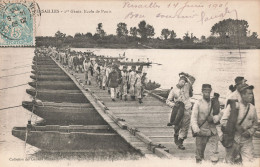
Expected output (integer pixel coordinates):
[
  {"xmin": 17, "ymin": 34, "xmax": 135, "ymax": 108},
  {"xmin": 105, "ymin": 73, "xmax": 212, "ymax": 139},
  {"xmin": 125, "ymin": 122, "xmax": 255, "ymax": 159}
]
[{"xmin": 54, "ymin": 59, "xmax": 260, "ymax": 160}]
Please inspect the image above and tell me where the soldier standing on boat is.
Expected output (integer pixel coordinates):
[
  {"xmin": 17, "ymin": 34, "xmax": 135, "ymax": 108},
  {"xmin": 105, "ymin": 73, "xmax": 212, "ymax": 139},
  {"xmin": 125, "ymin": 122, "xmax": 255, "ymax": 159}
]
[
  {"xmin": 191, "ymin": 84, "xmax": 220, "ymax": 163},
  {"xmin": 129, "ymin": 66, "xmax": 137, "ymax": 100},
  {"xmin": 107, "ymin": 64, "xmax": 119, "ymax": 101},
  {"xmin": 166, "ymin": 72, "xmax": 195, "ymax": 150},
  {"xmin": 220, "ymin": 84, "xmax": 258, "ymax": 163}
]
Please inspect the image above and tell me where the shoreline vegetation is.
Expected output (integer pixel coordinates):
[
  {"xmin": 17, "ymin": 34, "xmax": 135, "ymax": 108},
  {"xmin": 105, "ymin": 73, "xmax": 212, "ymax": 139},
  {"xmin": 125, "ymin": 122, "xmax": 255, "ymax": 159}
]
[{"xmin": 36, "ymin": 19, "xmax": 260, "ymax": 49}]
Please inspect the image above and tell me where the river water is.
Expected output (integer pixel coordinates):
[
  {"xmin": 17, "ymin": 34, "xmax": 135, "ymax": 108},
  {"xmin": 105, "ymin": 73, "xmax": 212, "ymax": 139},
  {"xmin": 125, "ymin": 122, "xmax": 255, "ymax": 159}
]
[
  {"xmin": 0, "ymin": 48, "xmax": 259, "ymax": 164},
  {"xmin": 74, "ymin": 48, "xmax": 260, "ymax": 110}
]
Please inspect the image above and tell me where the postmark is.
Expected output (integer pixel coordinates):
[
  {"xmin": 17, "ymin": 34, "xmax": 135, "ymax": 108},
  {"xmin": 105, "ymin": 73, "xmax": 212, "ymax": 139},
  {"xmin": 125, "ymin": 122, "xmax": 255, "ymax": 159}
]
[{"xmin": 0, "ymin": 1, "xmax": 37, "ymax": 46}]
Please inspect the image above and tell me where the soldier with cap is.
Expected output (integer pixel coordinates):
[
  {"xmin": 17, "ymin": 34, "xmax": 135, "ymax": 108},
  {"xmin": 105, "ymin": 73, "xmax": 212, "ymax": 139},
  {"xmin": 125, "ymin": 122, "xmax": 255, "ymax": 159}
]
[
  {"xmin": 107, "ymin": 64, "xmax": 119, "ymax": 101},
  {"xmin": 134, "ymin": 68, "xmax": 143, "ymax": 104},
  {"xmin": 83, "ymin": 57, "xmax": 92, "ymax": 85},
  {"xmin": 120, "ymin": 65, "xmax": 129, "ymax": 101},
  {"xmin": 105, "ymin": 63, "xmax": 112, "ymax": 94},
  {"xmin": 226, "ymin": 76, "xmax": 247, "ymax": 106},
  {"xmin": 220, "ymin": 84, "xmax": 258, "ymax": 163},
  {"xmin": 166, "ymin": 72, "xmax": 195, "ymax": 150},
  {"xmin": 191, "ymin": 84, "xmax": 220, "ymax": 163},
  {"xmin": 114, "ymin": 62, "xmax": 122, "ymax": 98},
  {"xmin": 100, "ymin": 62, "xmax": 107, "ymax": 90},
  {"xmin": 129, "ymin": 66, "xmax": 137, "ymax": 100}
]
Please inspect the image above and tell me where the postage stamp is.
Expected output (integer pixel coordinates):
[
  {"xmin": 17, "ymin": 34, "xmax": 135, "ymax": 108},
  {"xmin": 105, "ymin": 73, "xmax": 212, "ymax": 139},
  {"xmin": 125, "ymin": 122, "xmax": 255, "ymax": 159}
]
[{"xmin": 0, "ymin": 1, "xmax": 36, "ymax": 46}]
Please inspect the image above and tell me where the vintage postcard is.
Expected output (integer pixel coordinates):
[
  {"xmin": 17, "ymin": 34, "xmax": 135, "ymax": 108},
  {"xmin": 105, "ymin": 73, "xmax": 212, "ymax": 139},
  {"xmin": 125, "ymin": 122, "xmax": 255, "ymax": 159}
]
[{"xmin": 0, "ymin": 0, "xmax": 259, "ymax": 167}]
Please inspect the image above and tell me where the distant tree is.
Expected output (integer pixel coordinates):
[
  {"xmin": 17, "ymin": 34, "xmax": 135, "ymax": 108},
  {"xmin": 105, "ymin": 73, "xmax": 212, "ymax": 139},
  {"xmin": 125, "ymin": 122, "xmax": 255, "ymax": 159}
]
[
  {"xmin": 116, "ymin": 22, "xmax": 128, "ymax": 37},
  {"xmin": 65, "ymin": 35, "xmax": 72, "ymax": 38},
  {"xmin": 201, "ymin": 35, "xmax": 206, "ymax": 40},
  {"xmin": 169, "ymin": 30, "xmax": 177, "ymax": 40},
  {"xmin": 137, "ymin": 20, "xmax": 155, "ymax": 40},
  {"xmin": 130, "ymin": 27, "xmax": 138, "ymax": 37},
  {"xmin": 96, "ymin": 23, "xmax": 106, "ymax": 38},
  {"xmin": 74, "ymin": 32, "xmax": 81, "ymax": 38},
  {"xmin": 211, "ymin": 19, "xmax": 249, "ymax": 38},
  {"xmin": 55, "ymin": 31, "xmax": 66, "ymax": 38},
  {"xmin": 183, "ymin": 32, "xmax": 191, "ymax": 42},
  {"xmin": 85, "ymin": 32, "xmax": 93, "ymax": 38},
  {"xmin": 250, "ymin": 32, "xmax": 258, "ymax": 39},
  {"xmin": 161, "ymin": 29, "xmax": 170, "ymax": 40},
  {"xmin": 190, "ymin": 33, "xmax": 197, "ymax": 42},
  {"xmin": 146, "ymin": 24, "xmax": 155, "ymax": 38}
]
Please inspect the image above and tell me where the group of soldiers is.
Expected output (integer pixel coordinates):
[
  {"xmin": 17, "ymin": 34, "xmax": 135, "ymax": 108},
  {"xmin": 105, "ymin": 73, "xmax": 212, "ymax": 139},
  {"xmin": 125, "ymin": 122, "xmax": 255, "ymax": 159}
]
[
  {"xmin": 50, "ymin": 47, "xmax": 148, "ymax": 103},
  {"xmin": 37, "ymin": 47, "xmax": 258, "ymax": 164},
  {"xmin": 167, "ymin": 73, "xmax": 258, "ymax": 164},
  {"xmin": 82, "ymin": 58, "xmax": 148, "ymax": 103}
]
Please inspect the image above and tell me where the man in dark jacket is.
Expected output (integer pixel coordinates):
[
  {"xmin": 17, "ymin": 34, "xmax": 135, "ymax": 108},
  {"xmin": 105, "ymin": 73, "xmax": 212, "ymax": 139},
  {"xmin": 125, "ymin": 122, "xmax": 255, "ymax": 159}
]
[{"xmin": 108, "ymin": 64, "xmax": 119, "ymax": 101}]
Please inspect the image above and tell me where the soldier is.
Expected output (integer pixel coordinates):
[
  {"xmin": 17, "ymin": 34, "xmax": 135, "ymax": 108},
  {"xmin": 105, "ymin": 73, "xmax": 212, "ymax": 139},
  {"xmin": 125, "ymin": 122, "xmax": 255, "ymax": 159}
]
[
  {"xmin": 114, "ymin": 62, "xmax": 122, "ymax": 99},
  {"xmin": 106, "ymin": 63, "xmax": 112, "ymax": 94},
  {"xmin": 78, "ymin": 53, "xmax": 85, "ymax": 73},
  {"xmin": 120, "ymin": 65, "xmax": 129, "ymax": 101},
  {"xmin": 100, "ymin": 62, "xmax": 106, "ymax": 90},
  {"xmin": 220, "ymin": 84, "xmax": 258, "ymax": 163},
  {"xmin": 83, "ymin": 57, "xmax": 92, "ymax": 85},
  {"xmin": 134, "ymin": 68, "xmax": 143, "ymax": 104},
  {"xmin": 166, "ymin": 72, "xmax": 195, "ymax": 150},
  {"xmin": 107, "ymin": 64, "xmax": 119, "ymax": 101},
  {"xmin": 226, "ymin": 76, "xmax": 247, "ymax": 106},
  {"xmin": 129, "ymin": 66, "xmax": 137, "ymax": 100},
  {"xmin": 141, "ymin": 72, "xmax": 148, "ymax": 98},
  {"xmin": 191, "ymin": 84, "xmax": 220, "ymax": 163}
]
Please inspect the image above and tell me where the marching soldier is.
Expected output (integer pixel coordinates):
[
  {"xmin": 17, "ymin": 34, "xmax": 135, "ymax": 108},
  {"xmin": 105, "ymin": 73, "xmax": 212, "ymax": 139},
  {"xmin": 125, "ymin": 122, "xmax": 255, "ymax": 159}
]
[
  {"xmin": 107, "ymin": 64, "xmax": 119, "ymax": 101},
  {"xmin": 134, "ymin": 68, "xmax": 143, "ymax": 104},
  {"xmin": 191, "ymin": 84, "xmax": 220, "ymax": 163},
  {"xmin": 166, "ymin": 72, "xmax": 195, "ymax": 150},
  {"xmin": 220, "ymin": 84, "xmax": 258, "ymax": 163},
  {"xmin": 129, "ymin": 66, "xmax": 137, "ymax": 100},
  {"xmin": 120, "ymin": 65, "xmax": 129, "ymax": 101}
]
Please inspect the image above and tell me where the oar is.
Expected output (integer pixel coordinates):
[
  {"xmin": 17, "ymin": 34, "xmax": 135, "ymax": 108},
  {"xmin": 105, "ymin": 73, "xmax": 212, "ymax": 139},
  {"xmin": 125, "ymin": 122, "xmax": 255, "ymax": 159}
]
[{"xmin": 152, "ymin": 63, "xmax": 162, "ymax": 65}]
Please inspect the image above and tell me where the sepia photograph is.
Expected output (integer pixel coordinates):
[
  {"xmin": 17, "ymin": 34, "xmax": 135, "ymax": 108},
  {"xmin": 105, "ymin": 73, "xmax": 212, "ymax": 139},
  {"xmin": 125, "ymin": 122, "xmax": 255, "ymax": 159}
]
[{"xmin": 0, "ymin": 0, "xmax": 260, "ymax": 167}]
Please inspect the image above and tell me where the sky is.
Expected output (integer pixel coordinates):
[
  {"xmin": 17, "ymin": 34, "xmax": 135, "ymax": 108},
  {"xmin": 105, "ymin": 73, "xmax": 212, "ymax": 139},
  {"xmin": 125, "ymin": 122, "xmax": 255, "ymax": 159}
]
[{"xmin": 36, "ymin": 0, "xmax": 260, "ymax": 39}]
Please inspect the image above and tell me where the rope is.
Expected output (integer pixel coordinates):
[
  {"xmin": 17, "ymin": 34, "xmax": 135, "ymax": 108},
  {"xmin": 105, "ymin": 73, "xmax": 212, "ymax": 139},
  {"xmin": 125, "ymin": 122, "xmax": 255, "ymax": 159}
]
[
  {"xmin": 1, "ymin": 64, "xmax": 31, "ymax": 71},
  {"xmin": 0, "ymin": 83, "xmax": 28, "ymax": 90},
  {"xmin": 0, "ymin": 72, "xmax": 30, "ymax": 79},
  {"xmin": 0, "ymin": 105, "xmax": 22, "ymax": 111}
]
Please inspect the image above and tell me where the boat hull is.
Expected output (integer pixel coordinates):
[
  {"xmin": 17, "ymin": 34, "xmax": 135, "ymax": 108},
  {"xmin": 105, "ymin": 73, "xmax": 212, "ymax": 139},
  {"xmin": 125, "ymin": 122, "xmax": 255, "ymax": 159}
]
[
  {"xmin": 32, "ymin": 66, "xmax": 61, "ymax": 71},
  {"xmin": 12, "ymin": 126, "xmax": 130, "ymax": 152},
  {"xmin": 119, "ymin": 62, "xmax": 152, "ymax": 66},
  {"xmin": 23, "ymin": 101, "xmax": 93, "ymax": 108},
  {"xmin": 31, "ymin": 70, "xmax": 65, "ymax": 75},
  {"xmin": 28, "ymin": 81, "xmax": 79, "ymax": 90},
  {"xmin": 30, "ymin": 75, "xmax": 71, "ymax": 81},
  {"xmin": 33, "ymin": 61, "xmax": 56, "ymax": 65},
  {"xmin": 32, "ymin": 64, "xmax": 59, "ymax": 68},
  {"xmin": 33, "ymin": 57, "xmax": 52, "ymax": 61},
  {"xmin": 22, "ymin": 101, "xmax": 106, "ymax": 124},
  {"xmin": 26, "ymin": 89, "xmax": 89, "ymax": 103}
]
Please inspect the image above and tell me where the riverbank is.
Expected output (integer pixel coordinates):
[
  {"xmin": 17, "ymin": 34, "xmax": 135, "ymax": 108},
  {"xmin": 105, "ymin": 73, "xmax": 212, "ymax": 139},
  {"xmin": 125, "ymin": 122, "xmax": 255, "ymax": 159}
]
[{"xmin": 36, "ymin": 37, "xmax": 260, "ymax": 49}]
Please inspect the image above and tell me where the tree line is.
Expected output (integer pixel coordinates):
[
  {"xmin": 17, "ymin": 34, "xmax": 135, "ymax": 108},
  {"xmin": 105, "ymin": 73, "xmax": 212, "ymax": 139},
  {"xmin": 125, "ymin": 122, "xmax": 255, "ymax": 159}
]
[{"xmin": 36, "ymin": 19, "xmax": 260, "ymax": 49}]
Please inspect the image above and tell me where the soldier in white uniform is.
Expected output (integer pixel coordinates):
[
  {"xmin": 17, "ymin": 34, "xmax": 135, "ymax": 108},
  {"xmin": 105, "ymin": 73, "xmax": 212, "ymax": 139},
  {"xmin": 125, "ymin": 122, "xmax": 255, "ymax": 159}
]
[{"xmin": 166, "ymin": 72, "xmax": 195, "ymax": 150}]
